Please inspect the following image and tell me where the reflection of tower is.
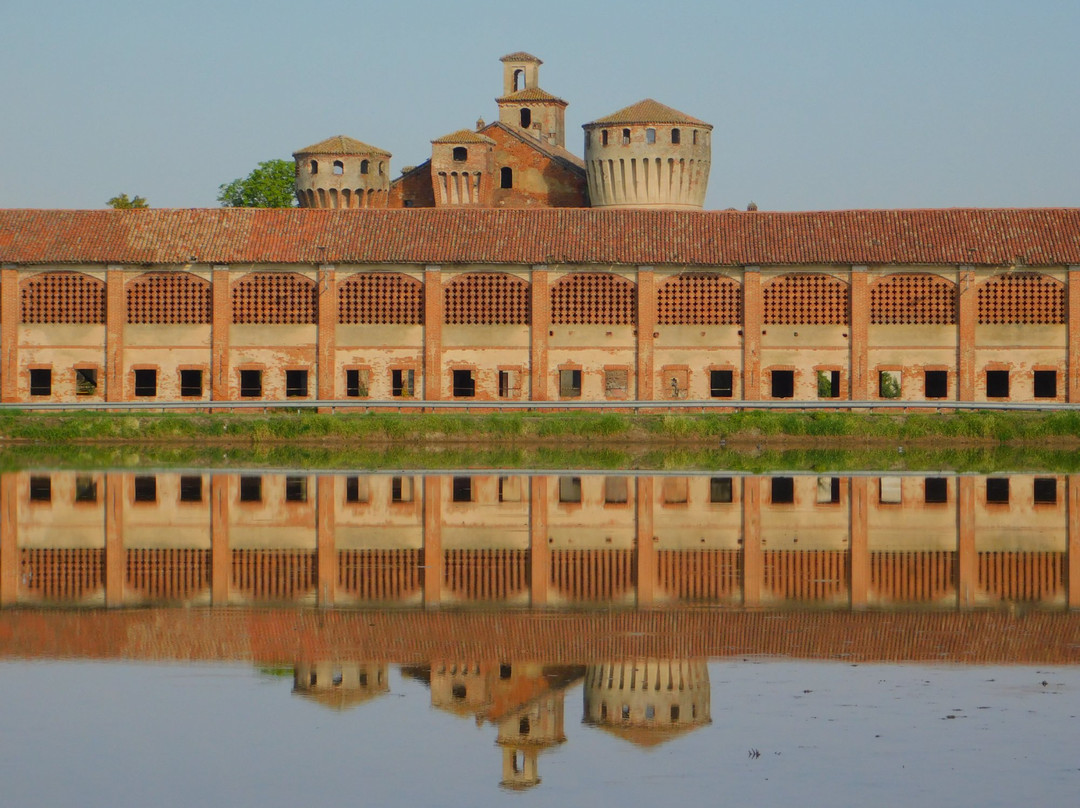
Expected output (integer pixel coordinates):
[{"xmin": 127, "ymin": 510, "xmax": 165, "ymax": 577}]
[
  {"xmin": 497, "ymin": 692, "xmax": 567, "ymax": 790},
  {"xmin": 291, "ymin": 661, "xmax": 389, "ymax": 711},
  {"xmin": 583, "ymin": 659, "xmax": 710, "ymax": 747}
]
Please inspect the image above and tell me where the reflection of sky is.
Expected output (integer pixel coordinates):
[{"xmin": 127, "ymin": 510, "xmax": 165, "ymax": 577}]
[{"xmin": 0, "ymin": 661, "xmax": 1076, "ymax": 807}]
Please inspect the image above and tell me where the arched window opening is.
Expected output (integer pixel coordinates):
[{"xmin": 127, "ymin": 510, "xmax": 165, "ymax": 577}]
[
  {"xmin": 671, "ymin": 128, "xmax": 681, "ymax": 144},
  {"xmin": 622, "ymin": 128, "xmax": 631, "ymax": 145},
  {"xmin": 378, "ymin": 161, "xmax": 384, "ymax": 175},
  {"xmin": 519, "ymin": 108, "xmax": 532, "ymax": 128},
  {"xmin": 692, "ymin": 129, "xmax": 698, "ymax": 145},
  {"xmin": 646, "ymin": 128, "xmax": 656, "ymax": 144},
  {"xmin": 513, "ymin": 68, "xmax": 524, "ymax": 91},
  {"xmin": 309, "ymin": 160, "xmax": 318, "ymax": 174},
  {"xmin": 360, "ymin": 159, "xmax": 369, "ymax": 175},
  {"xmin": 332, "ymin": 160, "xmax": 344, "ymax": 175},
  {"xmin": 601, "ymin": 129, "xmax": 609, "ymax": 146},
  {"xmin": 500, "ymin": 166, "xmax": 513, "ymax": 189},
  {"xmin": 452, "ymin": 146, "xmax": 467, "ymax": 162}
]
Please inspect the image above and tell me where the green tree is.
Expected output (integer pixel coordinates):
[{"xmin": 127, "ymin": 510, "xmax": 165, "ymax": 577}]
[
  {"xmin": 217, "ymin": 159, "xmax": 297, "ymax": 208},
  {"xmin": 107, "ymin": 193, "xmax": 149, "ymax": 209}
]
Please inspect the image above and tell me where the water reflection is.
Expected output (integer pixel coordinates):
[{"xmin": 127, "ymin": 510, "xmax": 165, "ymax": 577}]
[{"xmin": 2, "ymin": 470, "xmax": 1078, "ymax": 610}]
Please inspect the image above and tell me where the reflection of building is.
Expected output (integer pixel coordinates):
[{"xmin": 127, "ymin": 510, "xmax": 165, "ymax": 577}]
[
  {"xmin": 583, "ymin": 659, "xmax": 710, "ymax": 748},
  {"xmin": 292, "ymin": 662, "xmax": 389, "ymax": 711}
]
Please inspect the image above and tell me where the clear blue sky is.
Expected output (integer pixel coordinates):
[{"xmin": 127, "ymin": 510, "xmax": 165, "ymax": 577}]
[{"xmin": 2, "ymin": 0, "xmax": 1077, "ymax": 211}]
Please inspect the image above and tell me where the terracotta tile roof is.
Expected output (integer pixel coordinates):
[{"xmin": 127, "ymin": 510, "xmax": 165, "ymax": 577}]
[
  {"xmin": 1, "ymin": 208, "xmax": 1078, "ymax": 267},
  {"xmin": 293, "ymin": 135, "xmax": 391, "ymax": 157},
  {"xmin": 586, "ymin": 98, "xmax": 711, "ymax": 128},
  {"xmin": 500, "ymin": 51, "xmax": 542, "ymax": 63},
  {"xmin": 482, "ymin": 121, "xmax": 585, "ymax": 171},
  {"xmin": 496, "ymin": 87, "xmax": 567, "ymax": 105},
  {"xmin": 432, "ymin": 129, "xmax": 497, "ymax": 145}
]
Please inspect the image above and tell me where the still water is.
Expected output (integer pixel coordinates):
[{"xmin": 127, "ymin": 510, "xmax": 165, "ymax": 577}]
[{"xmin": 1, "ymin": 469, "xmax": 1078, "ymax": 806}]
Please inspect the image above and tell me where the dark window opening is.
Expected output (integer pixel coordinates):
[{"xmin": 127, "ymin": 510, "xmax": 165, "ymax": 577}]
[
  {"xmin": 621, "ymin": 128, "xmax": 630, "ymax": 145},
  {"xmin": 500, "ymin": 663, "xmax": 512, "ymax": 679},
  {"xmin": 75, "ymin": 368, "xmax": 97, "ymax": 396},
  {"xmin": 1033, "ymin": 370, "xmax": 1057, "ymax": 399},
  {"xmin": 771, "ymin": 370, "xmax": 794, "ymax": 399},
  {"xmin": 333, "ymin": 160, "xmax": 344, "ymax": 175},
  {"xmin": 671, "ymin": 128, "xmax": 681, "ymax": 144},
  {"xmin": 391, "ymin": 369, "xmax": 414, "ymax": 397},
  {"xmin": 986, "ymin": 370, "xmax": 1010, "ymax": 398},
  {"xmin": 817, "ymin": 370, "xmax": 840, "ymax": 398},
  {"xmin": 818, "ymin": 476, "xmax": 841, "ymax": 504},
  {"xmin": 670, "ymin": 705, "xmax": 680, "ymax": 721},
  {"xmin": 710, "ymin": 477, "xmax": 733, "ymax": 503},
  {"xmin": 771, "ymin": 476, "xmax": 794, "ymax": 504},
  {"xmin": 133, "ymin": 476, "xmax": 157, "ymax": 503},
  {"xmin": 239, "ymin": 476, "xmax": 262, "ymax": 503},
  {"xmin": 452, "ymin": 369, "xmax": 475, "ymax": 398},
  {"xmin": 360, "ymin": 159, "xmax": 369, "ymax": 175},
  {"xmin": 75, "ymin": 476, "xmax": 97, "ymax": 503},
  {"xmin": 500, "ymin": 166, "xmax": 513, "ymax": 189},
  {"xmin": 179, "ymin": 475, "xmax": 203, "ymax": 503},
  {"xmin": 310, "ymin": 160, "xmax": 318, "ymax": 174},
  {"xmin": 180, "ymin": 369, "xmax": 202, "ymax": 397},
  {"xmin": 391, "ymin": 476, "xmax": 413, "ymax": 503},
  {"xmin": 518, "ymin": 716, "xmax": 530, "ymax": 735},
  {"xmin": 498, "ymin": 370, "xmax": 512, "ymax": 398},
  {"xmin": 345, "ymin": 476, "xmax": 365, "ymax": 504},
  {"xmin": 133, "ymin": 369, "xmax": 157, "ymax": 397},
  {"xmin": 285, "ymin": 476, "xmax": 308, "ymax": 502},
  {"xmin": 986, "ymin": 477, "xmax": 1010, "ymax": 504},
  {"xmin": 452, "ymin": 476, "xmax": 472, "ymax": 502},
  {"xmin": 346, "ymin": 369, "xmax": 369, "ymax": 398},
  {"xmin": 1033, "ymin": 477, "xmax": 1057, "ymax": 504},
  {"xmin": 924, "ymin": 370, "xmax": 948, "ymax": 399},
  {"xmin": 452, "ymin": 147, "xmax": 467, "ymax": 162},
  {"xmin": 451, "ymin": 684, "xmax": 466, "ymax": 701},
  {"xmin": 601, "ymin": 129, "xmax": 609, "ymax": 146},
  {"xmin": 559, "ymin": 369, "xmax": 581, "ymax": 398},
  {"xmin": 29, "ymin": 368, "xmax": 52, "ymax": 396},
  {"xmin": 558, "ymin": 476, "xmax": 582, "ymax": 504},
  {"xmin": 924, "ymin": 477, "xmax": 948, "ymax": 503},
  {"xmin": 285, "ymin": 370, "xmax": 309, "ymax": 398},
  {"xmin": 710, "ymin": 369, "xmax": 733, "ymax": 398},
  {"xmin": 519, "ymin": 108, "xmax": 531, "ymax": 128},
  {"xmin": 29, "ymin": 476, "xmax": 51, "ymax": 502},
  {"xmin": 240, "ymin": 370, "xmax": 262, "ymax": 398}
]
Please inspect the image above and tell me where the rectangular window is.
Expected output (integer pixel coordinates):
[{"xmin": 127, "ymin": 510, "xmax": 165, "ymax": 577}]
[
  {"xmin": 133, "ymin": 369, "xmax": 157, "ymax": 397},
  {"xmin": 239, "ymin": 475, "xmax": 262, "ymax": 503},
  {"xmin": 345, "ymin": 476, "xmax": 369, "ymax": 504},
  {"xmin": 452, "ymin": 369, "xmax": 475, "ymax": 398},
  {"xmin": 391, "ymin": 369, "xmax": 415, "ymax": 397},
  {"xmin": 771, "ymin": 476, "xmax": 794, "ymax": 504},
  {"xmin": 29, "ymin": 368, "xmax": 52, "ymax": 397},
  {"xmin": 240, "ymin": 369, "xmax": 262, "ymax": 398},
  {"xmin": 817, "ymin": 476, "xmax": 840, "ymax": 504},
  {"xmin": 497, "ymin": 475, "xmax": 522, "ymax": 502},
  {"xmin": 662, "ymin": 478, "xmax": 689, "ymax": 504},
  {"xmin": 771, "ymin": 370, "xmax": 794, "ymax": 399},
  {"xmin": 710, "ymin": 370, "xmax": 733, "ymax": 398},
  {"xmin": 559, "ymin": 369, "xmax": 582, "ymax": 398},
  {"xmin": 1033, "ymin": 370, "xmax": 1057, "ymax": 399},
  {"xmin": 986, "ymin": 370, "xmax": 1010, "ymax": 398},
  {"xmin": 879, "ymin": 476, "xmax": 902, "ymax": 504},
  {"xmin": 604, "ymin": 476, "xmax": 628, "ymax": 504},
  {"xmin": 604, "ymin": 369, "xmax": 629, "ymax": 399},
  {"xmin": 74, "ymin": 475, "xmax": 97, "ymax": 503},
  {"xmin": 180, "ymin": 369, "xmax": 203, "ymax": 397},
  {"xmin": 498, "ymin": 370, "xmax": 516, "ymax": 399},
  {"xmin": 665, "ymin": 368, "xmax": 689, "ymax": 399},
  {"xmin": 879, "ymin": 370, "xmax": 901, "ymax": 399},
  {"xmin": 285, "ymin": 476, "xmax": 308, "ymax": 502},
  {"xmin": 817, "ymin": 370, "xmax": 840, "ymax": 399},
  {"xmin": 558, "ymin": 476, "xmax": 582, "ymax": 504},
  {"xmin": 29, "ymin": 475, "xmax": 51, "ymax": 502},
  {"xmin": 391, "ymin": 476, "xmax": 414, "ymax": 503},
  {"xmin": 924, "ymin": 370, "xmax": 948, "ymax": 399},
  {"xmin": 1033, "ymin": 477, "xmax": 1057, "ymax": 504},
  {"xmin": 346, "ymin": 368, "xmax": 370, "ymax": 398},
  {"xmin": 924, "ymin": 477, "xmax": 948, "ymax": 504},
  {"xmin": 452, "ymin": 476, "xmax": 472, "ymax": 502},
  {"xmin": 286, "ymin": 370, "xmax": 309, "ymax": 398},
  {"xmin": 986, "ymin": 477, "xmax": 1010, "ymax": 504},
  {"xmin": 179, "ymin": 475, "xmax": 203, "ymax": 503},
  {"xmin": 75, "ymin": 368, "xmax": 97, "ymax": 396},
  {"xmin": 133, "ymin": 475, "xmax": 157, "ymax": 503},
  {"xmin": 710, "ymin": 476, "xmax": 733, "ymax": 503}
]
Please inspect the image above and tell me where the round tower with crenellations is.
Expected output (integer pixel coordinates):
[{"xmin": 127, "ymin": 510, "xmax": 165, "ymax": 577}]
[
  {"xmin": 582, "ymin": 100, "xmax": 712, "ymax": 209},
  {"xmin": 293, "ymin": 135, "xmax": 392, "ymax": 209}
]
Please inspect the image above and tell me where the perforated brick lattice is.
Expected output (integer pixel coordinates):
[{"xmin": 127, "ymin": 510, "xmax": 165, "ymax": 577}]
[
  {"xmin": 550, "ymin": 272, "xmax": 636, "ymax": 325},
  {"xmin": 444, "ymin": 273, "xmax": 530, "ymax": 325},
  {"xmin": 338, "ymin": 273, "xmax": 424, "ymax": 325},
  {"xmin": 657, "ymin": 272, "xmax": 742, "ymax": 324},
  {"xmin": 20, "ymin": 271, "xmax": 105, "ymax": 324},
  {"xmin": 763, "ymin": 273, "xmax": 849, "ymax": 325},
  {"xmin": 126, "ymin": 272, "xmax": 211, "ymax": 324},
  {"xmin": 977, "ymin": 272, "xmax": 1065, "ymax": 324},
  {"xmin": 870, "ymin": 273, "xmax": 956, "ymax": 324},
  {"xmin": 232, "ymin": 273, "xmax": 317, "ymax": 324}
]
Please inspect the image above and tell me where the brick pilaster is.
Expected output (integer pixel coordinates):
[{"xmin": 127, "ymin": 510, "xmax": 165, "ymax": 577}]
[
  {"xmin": 423, "ymin": 476, "xmax": 442, "ymax": 606},
  {"xmin": 1068, "ymin": 267, "xmax": 1080, "ymax": 402},
  {"xmin": 850, "ymin": 266, "xmax": 869, "ymax": 399},
  {"xmin": 742, "ymin": 267, "xmax": 762, "ymax": 399},
  {"xmin": 211, "ymin": 266, "xmax": 231, "ymax": 400},
  {"xmin": 530, "ymin": 266, "xmax": 550, "ymax": 400},
  {"xmin": 105, "ymin": 267, "xmax": 125, "ymax": 402},
  {"xmin": 317, "ymin": 265, "xmax": 336, "ymax": 403},
  {"xmin": 105, "ymin": 473, "xmax": 124, "ymax": 607},
  {"xmin": 211, "ymin": 474, "xmax": 230, "ymax": 606},
  {"xmin": 636, "ymin": 476, "xmax": 655, "ymax": 606},
  {"xmin": 316, "ymin": 475, "xmax": 336, "ymax": 607},
  {"xmin": 0, "ymin": 268, "xmax": 19, "ymax": 403},
  {"xmin": 0, "ymin": 472, "xmax": 17, "ymax": 605},
  {"xmin": 849, "ymin": 477, "xmax": 869, "ymax": 608},
  {"xmin": 742, "ymin": 476, "xmax": 762, "ymax": 605},
  {"xmin": 423, "ymin": 266, "xmax": 442, "ymax": 401},
  {"xmin": 957, "ymin": 266, "xmax": 977, "ymax": 401},
  {"xmin": 636, "ymin": 266, "xmax": 656, "ymax": 400},
  {"xmin": 530, "ymin": 476, "xmax": 549, "ymax": 606},
  {"xmin": 957, "ymin": 476, "xmax": 976, "ymax": 608}
]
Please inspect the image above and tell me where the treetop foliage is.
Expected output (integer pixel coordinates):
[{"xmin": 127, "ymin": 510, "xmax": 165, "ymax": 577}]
[
  {"xmin": 107, "ymin": 193, "xmax": 148, "ymax": 209},
  {"xmin": 218, "ymin": 159, "xmax": 297, "ymax": 208}
]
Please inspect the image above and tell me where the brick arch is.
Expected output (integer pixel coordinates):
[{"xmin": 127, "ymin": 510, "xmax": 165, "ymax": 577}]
[
  {"xmin": 869, "ymin": 273, "xmax": 956, "ymax": 325},
  {"xmin": 551, "ymin": 272, "xmax": 636, "ymax": 325},
  {"xmin": 657, "ymin": 272, "xmax": 741, "ymax": 325},
  {"xmin": 126, "ymin": 271, "xmax": 211, "ymax": 324},
  {"xmin": 763, "ymin": 273, "xmax": 849, "ymax": 325},
  {"xmin": 20, "ymin": 271, "xmax": 105, "ymax": 324},
  {"xmin": 338, "ymin": 272, "xmax": 424, "ymax": 325},
  {"xmin": 977, "ymin": 272, "xmax": 1065, "ymax": 324},
  {"xmin": 444, "ymin": 272, "xmax": 530, "ymax": 325},
  {"xmin": 232, "ymin": 272, "xmax": 317, "ymax": 324}
]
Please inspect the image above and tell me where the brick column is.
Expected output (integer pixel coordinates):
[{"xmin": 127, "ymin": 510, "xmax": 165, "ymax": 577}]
[
  {"xmin": 742, "ymin": 476, "xmax": 762, "ymax": 605},
  {"xmin": 742, "ymin": 267, "xmax": 762, "ymax": 399},
  {"xmin": 636, "ymin": 266, "xmax": 656, "ymax": 401},
  {"xmin": 423, "ymin": 266, "xmax": 443, "ymax": 401},
  {"xmin": 317, "ymin": 265, "xmax": 336, "ymax": 404},
  {"xmin": 1, "ymin": 267, "xmax": 19, "ymax": 403},
  {"xmin": 1068, "ymin": 267, "xmax": 1080, "ymax": 402},
  {"xmin": 850, "ymin": 266, "xmax": 870, "ymax": 400},
  {"xmin": 530, "ymin": 266, "xmax": 550, "ymax": 401},
  {"xmin": 211, "ymin": 474, "xmax": 230, "ymax": 606},
  {"xmin": 957, "ymin": 266, "xmax": 977, "ymax": 401},
  {"xmin": 1069, "ymin": 475, "xmax": 1080, "ymax": 609},
  {"xmin": 530, "ymin": 476, "xmax": 549, "ymax": 606},
  {"xmin": 423, "ymin": 476, "xmax": 442, "ymax": 606},
  {"xmin": 316, "ymin": 475, "xmax": 336, "ymax": 607},
  {"xmin": 211, "ymin": 266, "xmax": 231, "ymax": 400},
  {"xmin": 636, "ymin": 476, "xmax": 655, "ymax": 606},
  {"xmin": 0, "ymin": 472, "xmax": 17, "ymax": 605},
  {"xmin": 957, "ymin": 476, "xmax": 976, "ymax": 609},
  {"xmin": 105, "ymin": 267, "xmax": 125, "ymax": 402},
  {"xmin": 105, "ymin": 473, "xmax": 124, "ymax": 607},
  {"xmin": 849, "ymin": 477, "xmax": 870, "ymax": 608}
]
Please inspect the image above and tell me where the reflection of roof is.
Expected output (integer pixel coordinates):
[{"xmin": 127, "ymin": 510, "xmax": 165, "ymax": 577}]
[
  {"xmin": 583, "ymin": 718, "xmax": 711, "ymax": 748},
  {"xmin": 586, "ymin": 99, "xmax": 710, "ymax": 127},
  {"xmin": 496, "ymin": 87, "xmax": 567, "ymax": 105},
  {"xmin": 291, "ymin": 687, "xmax": 387, "ymax": 712},
  {"xmin": 293, "ymin": 135, "xmax": 392, "ymax": 157},
  {"xmin": 432, "ymin": 129, "xmax": 497, "ymax": 145},
  {"xmin": 500, "ymin": 52, "xmax": 542, "ymax": 63}
]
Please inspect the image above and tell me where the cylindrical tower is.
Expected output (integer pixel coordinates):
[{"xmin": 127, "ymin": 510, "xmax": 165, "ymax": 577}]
[
  {"xmin": 429, "ymin": 129, "xmax": 496, "ymax": 207},
  {"xmin": 583, "ymin": 100, "xmax": 712, "ymax": 209},
  {"xmin": 292, "ymin": 135, "xmax": 392, "ymax": 209}
]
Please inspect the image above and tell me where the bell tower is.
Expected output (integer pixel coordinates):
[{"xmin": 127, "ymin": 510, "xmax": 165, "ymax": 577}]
[{"xmin": 496, "ymin": 52, "xmax": 568, "ymax": 149}]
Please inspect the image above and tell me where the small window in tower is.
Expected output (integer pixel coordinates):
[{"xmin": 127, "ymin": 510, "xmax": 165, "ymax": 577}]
[
  {"xmin": 333, "ymin": 160, "xmax": 344, "ymax": 175},
  {"xmin": 360, "ymin": 159, "xmax": 369, "ymax": 175},
  {"xmin": 671, "ymin": 128, "xmax": 681, "ymax": 144},
  {"xmin": 310, "ymin": 160, "xmax": 318, "ymax": 174},
  {"xmin": 601, "ymin": 130, "xmax": 609, "ymax": 146},
  {"xmin": 693, "ymin": 130, "xmax": 699, "ymax": 145},
  {"xmin": 500, "ymin": 167, "xmax": 513, "ymax": 189},
  {"xmin": 379, "ymin": 161, "xmax": 384, "ymax": 175},
  {"xmin": 513, "ymin": 68, "xmax": 524, "ymax": 91},
  {"xmin": 646, "ymin": 128, "xmax": 656, "ymax": 144},
  {"xmin": 452, "ymin": 147, "xmax": 467, "ymax": 162},
  {"xmin": 621, "ymin": 128, "xmax": 630, "ymax": 145},
  {"xmin": 520, "ymin": 108, "xmax": 531, "ymax": 128}
]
